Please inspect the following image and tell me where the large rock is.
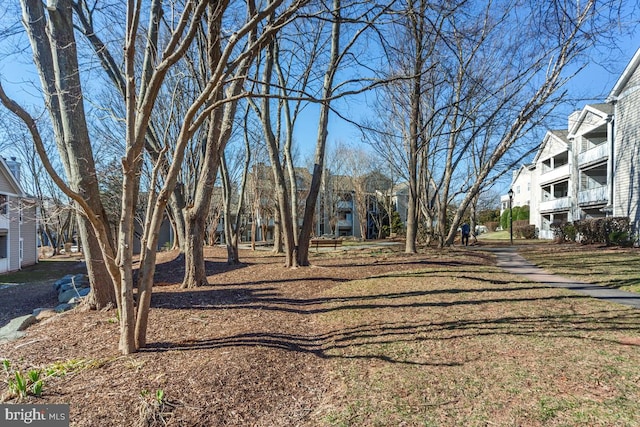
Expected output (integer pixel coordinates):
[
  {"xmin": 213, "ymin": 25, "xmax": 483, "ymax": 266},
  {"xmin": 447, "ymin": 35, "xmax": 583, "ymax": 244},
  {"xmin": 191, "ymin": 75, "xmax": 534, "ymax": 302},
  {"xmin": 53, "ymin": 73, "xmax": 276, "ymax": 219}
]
[
  {"xmin": 58, "ymin": 288, "xmax": 81, "ymax": 303},
  {"xmin": 53, "ymin": 274, "xmax": 89, "ymax": 291},
  {"xmin": 33, "ymin": 308, "xmax": 57, "ymax": 321},
  {"xmin": 54, "ymin": 303, "xmax": 75, "ymax": 313},
  {"xmin": 53, "ymin": 274, "xmax": 74, "ymax": 291},
  {"xmin": 0, "ymin": 315, "xmax": 36, "ymax": 342}
]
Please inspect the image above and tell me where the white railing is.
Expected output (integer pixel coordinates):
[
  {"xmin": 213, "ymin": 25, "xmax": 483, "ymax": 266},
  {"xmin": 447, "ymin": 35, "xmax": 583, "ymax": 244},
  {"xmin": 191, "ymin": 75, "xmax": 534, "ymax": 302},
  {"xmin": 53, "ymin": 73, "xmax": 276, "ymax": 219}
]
[
  {"xmin": 578, "ymin": 144, "xmax": 607, "ymax": 166},
  {"xmin": 578, "ymin": 186, "xmax": 608, "ymax": 205},
  {"xmin": 539, "ymin": 164, "xmax": 570, "ymax": 185},
  {"xmin": 337, "ymin": 219, "xmax": 352, "ymax": 228},
  {"xmin": 539, "ymin": 197, "xmax": 570, "ymax": 212}
]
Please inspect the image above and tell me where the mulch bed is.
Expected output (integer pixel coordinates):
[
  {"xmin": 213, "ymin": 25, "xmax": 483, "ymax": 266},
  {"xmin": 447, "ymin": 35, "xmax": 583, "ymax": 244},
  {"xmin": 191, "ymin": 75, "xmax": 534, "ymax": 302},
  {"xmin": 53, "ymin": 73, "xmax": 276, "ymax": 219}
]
[{"xmin": 0, "ymin": 245, "xmax": 441, "ymax": 426}]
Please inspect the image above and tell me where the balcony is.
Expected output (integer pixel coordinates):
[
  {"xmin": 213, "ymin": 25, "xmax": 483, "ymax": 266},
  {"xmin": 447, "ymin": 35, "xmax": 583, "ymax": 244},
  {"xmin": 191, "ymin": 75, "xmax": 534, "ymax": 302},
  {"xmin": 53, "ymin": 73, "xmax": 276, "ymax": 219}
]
[
  {"xmin": 337, "ymin": 219, "xmax": 352, "ymax": 228},
  {"xmin": 539, "ymin": 164, "xmax": 570, "ymax": 185},
  {"xmin": 539, "ymin": 197, "xmax": 570, "ymax": 213},
  {"xmin": 578, "ymin": 144, "xmax": 607, "ymax": 167},
  {"xmin": 578, "ymin": 186, "xmax": 608, "ymax": 206},
  {"xmin": 337, "ymin": 201, "xmax": 352, "ymax": 210}
]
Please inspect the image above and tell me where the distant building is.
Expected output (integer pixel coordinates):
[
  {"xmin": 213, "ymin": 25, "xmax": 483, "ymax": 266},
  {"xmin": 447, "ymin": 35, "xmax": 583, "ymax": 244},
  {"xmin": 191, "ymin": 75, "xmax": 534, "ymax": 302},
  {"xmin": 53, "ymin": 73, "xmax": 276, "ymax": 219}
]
[{"xmin": 0, "ymin": 157, "xmax": 37, "ymax": 272}]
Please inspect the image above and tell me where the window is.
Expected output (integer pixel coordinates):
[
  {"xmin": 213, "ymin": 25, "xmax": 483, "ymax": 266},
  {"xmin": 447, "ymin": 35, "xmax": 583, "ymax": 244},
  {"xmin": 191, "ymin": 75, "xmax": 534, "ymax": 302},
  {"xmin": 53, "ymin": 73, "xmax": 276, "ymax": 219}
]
[
  {"xmin": 0, "ymin": 195, "xmax": 6, "ymax": 215},
  {"xmin": 0, "ymin": 234, "xmax": 6, "ymax": 258}
]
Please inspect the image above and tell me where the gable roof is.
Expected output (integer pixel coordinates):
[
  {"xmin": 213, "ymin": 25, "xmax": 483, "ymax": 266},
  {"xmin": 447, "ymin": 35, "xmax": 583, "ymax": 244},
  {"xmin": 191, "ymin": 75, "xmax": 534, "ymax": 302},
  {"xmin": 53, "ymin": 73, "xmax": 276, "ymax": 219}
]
[
  {"xmin": 510, "ymin": 164, "xmax": 531, "ymax": 185},
  {"xmin": 0, "ymin": 157, "xmax": 24, "ymax": 197},
  {"xmin": 532, "ymin": 129, "xmax": 570, "ymax": 164},
  {"xmin": 567, "ymin": 103, "xmax": 612, "ymax": 137},
  {"xmin": 607, "ymin": 47, "xmax": 640, "ymax": 102}
]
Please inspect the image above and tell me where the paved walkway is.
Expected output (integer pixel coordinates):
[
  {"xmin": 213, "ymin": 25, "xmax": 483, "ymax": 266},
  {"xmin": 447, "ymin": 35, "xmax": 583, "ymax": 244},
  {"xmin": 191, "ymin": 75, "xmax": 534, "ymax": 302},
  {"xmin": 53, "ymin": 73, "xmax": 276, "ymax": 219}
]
[{"xmin": 483, "ymin": 246, "xmax": 640, "ymax": 309}]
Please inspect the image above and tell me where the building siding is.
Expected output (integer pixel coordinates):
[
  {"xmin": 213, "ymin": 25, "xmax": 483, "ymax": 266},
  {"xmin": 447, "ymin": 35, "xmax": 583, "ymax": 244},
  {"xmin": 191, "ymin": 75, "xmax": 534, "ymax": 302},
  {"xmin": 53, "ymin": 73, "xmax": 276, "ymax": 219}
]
[
  {"xmin": 0, "ymin": 170, "xmax": 17, "ymax": 195},
  {"xmin": 8, "ymin": 197, "xmax": 20, "ymax": 271},
  {"xmin": 21, "ymin": 203, "xmax": 37, "ymax": 267},
  {"xmin": 613, "ymin": 69, "xmax": 640, "ymax": 229},
  {"xmin": 507, "ymin": 48, "xmax": 640, "ymax": 240}
]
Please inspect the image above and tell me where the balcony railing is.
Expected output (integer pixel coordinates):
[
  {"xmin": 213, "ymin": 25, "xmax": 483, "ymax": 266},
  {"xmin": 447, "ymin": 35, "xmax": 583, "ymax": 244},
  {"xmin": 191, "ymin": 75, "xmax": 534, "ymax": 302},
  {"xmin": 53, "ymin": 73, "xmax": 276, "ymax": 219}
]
[
  {"xmin": 539, "ymin": 197, "xmax": 570, "ymax": 212},
  {"xmin": 337, "ymin": 219, "xmax": 352, "ymax": 228},
  {"xmin": 0, "ymin": 215, "xmax": 9, "ymax": 231},
  {"xmin": 578, "ymin": 186, "xmax": 608, "ymax": 206},
  {"xmin": 578, "ymin": 144, "xmax": 607, "ymax": 167},
  {"xmin": 539, "ymin": 164, "xmax": 570, "ymax": 185}
]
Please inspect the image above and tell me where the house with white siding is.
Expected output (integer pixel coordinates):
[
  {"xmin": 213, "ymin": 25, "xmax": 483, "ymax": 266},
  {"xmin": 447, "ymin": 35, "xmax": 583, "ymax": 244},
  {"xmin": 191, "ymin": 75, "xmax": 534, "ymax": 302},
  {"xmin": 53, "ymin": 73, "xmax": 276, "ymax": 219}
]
[
  {"xmin": 505, "ymin": 47, "xmax": 640, "ymax": 240},
  {"xmin": 500, "ymin": 164, "xmax": 533, "ymax": 219},
  {"xmin": 607, "ymin": 47, "xmax": 640, "ymax": 232},
  {"xmin": 0, "ymin": 157, "xmax": 37, "ymax": 272}
]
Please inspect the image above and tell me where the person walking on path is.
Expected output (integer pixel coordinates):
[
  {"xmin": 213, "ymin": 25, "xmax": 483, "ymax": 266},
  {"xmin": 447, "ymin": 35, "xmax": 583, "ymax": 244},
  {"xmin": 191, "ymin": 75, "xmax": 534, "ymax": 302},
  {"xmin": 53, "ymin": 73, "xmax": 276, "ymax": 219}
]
[{"xmin": 461, "ymin": 222, "xmax": 471, "ymax": 246}]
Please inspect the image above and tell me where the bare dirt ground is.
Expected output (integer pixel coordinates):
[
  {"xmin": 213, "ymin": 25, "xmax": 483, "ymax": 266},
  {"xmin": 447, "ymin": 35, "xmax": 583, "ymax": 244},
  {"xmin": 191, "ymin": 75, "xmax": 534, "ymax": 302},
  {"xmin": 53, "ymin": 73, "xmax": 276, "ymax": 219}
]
[{"xmin": 0, "ymin": 245, "xmax": 446, "ymax": 426}]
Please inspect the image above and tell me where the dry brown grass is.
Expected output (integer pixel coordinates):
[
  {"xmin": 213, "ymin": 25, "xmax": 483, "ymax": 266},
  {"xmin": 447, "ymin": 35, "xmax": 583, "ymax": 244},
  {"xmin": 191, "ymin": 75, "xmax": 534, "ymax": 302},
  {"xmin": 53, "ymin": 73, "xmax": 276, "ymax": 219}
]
[{"xmin": 520, "ymin": 243, "xmax": 640, "ymax": 293}]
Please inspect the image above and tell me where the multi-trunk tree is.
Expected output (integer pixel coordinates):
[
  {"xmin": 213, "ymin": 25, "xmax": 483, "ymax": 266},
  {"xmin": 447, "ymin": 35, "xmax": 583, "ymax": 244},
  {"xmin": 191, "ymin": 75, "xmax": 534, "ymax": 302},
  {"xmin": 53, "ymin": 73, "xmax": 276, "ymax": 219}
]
[
  {"xmin": 2, "ymin": 0, "xmax": 309, "ymax": 353},
  {"xmin": 371, "ymin": 0, "xmax": 623, "ymax": 250}
]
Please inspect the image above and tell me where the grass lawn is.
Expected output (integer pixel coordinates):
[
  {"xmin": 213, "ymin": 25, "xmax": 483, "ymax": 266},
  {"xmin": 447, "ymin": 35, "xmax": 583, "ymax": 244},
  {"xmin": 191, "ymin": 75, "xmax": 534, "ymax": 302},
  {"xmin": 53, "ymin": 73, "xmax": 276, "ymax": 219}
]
[
  {"xmin": 519, "ymin": 244, "xmax": 640, "ymax": 293},
  {"xmin": 0, "ymin": 256, "xmax": 85, "ymax": 284},
  {"xmin": 314, "ymin": 252, "xmax": 640, "ymax": 426}
]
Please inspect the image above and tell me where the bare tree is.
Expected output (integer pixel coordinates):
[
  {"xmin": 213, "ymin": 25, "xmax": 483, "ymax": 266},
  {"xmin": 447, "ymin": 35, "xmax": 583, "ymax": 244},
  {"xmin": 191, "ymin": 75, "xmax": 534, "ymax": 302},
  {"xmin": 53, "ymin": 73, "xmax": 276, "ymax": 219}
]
[
  {"xmin": 437, "ymin": 0, "xmax": 623, "ymax": 246},
  {"xmin": 369, "ymin": 0, "xmax": 624, "ymax": 250},
  {"xmin": 9, "ymin": 0, "xmax": 117, "ymax": 307},
  {"xmin": 296, "ymin": 0, "xmax": 390, "ymax": 265}
]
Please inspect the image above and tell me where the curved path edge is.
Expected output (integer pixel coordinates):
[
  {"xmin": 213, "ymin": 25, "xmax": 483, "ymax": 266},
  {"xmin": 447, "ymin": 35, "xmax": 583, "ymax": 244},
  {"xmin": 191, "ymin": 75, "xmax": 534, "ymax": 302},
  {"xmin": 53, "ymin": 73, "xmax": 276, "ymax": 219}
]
[{"xmin": 482, "ymin": 246, "xmax": 640, "ymax": 309}]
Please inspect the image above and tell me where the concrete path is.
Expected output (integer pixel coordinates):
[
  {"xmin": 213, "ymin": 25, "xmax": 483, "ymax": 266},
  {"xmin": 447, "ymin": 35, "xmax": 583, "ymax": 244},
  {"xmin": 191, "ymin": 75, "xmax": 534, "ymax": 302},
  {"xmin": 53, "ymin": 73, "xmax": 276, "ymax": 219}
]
[{"xmin": 484, "ymin": 246, "xmax": 640, "ymax": 309}]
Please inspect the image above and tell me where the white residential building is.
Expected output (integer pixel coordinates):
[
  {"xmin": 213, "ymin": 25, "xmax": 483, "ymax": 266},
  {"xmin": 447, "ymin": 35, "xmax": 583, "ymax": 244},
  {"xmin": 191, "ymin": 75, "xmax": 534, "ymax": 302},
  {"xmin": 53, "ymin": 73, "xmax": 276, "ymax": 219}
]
[
  {"xmin": 0, "ymin": 157, "xmax": 37, "ymax": 272},
  {"xmin": 505, "ymin": 46, "xmax": 640, "ymax": 239}
]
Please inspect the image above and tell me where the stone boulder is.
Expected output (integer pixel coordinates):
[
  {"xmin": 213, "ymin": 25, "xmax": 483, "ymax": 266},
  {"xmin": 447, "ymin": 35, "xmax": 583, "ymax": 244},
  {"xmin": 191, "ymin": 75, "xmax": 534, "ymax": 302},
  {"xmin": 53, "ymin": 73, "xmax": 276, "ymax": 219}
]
[{"xmin": 0, "ymin": 314, "xmax": 37, "ymax": 342}]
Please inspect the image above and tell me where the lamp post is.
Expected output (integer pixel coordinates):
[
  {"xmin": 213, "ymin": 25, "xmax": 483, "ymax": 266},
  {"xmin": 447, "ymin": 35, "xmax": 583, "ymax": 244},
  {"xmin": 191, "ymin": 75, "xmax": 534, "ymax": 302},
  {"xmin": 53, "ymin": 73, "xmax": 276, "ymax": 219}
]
[{"xmin": 508, "ymin": 188, "xmax": 514, "ymax": 245}]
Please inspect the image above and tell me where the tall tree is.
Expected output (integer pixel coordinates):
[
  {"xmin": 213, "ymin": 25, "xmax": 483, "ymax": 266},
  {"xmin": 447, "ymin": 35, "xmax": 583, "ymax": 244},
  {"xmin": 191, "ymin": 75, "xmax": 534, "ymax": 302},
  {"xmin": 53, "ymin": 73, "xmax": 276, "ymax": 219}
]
[
  {"xmin": 15, "ymin": 0, "xmax": 117, "ymax": 307},
  {"xmin": 181, "ymin": 0, "xmax": 308, "ymax": 286}
]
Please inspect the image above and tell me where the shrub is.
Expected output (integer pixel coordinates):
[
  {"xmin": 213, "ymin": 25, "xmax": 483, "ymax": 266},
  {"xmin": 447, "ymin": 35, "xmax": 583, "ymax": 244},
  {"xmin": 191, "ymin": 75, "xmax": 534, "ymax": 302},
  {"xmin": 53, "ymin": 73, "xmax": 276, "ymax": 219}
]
[
  {"xmin": 485, "ymin": 221, "xmax": 499, "ymax": 232},
  {"xmin": 515, "ymin": 224, "xmax": 537, "ymax": 239},
  {"xmin": 390, "ymin": 210, "xmax": 405, "ymax": 235},
  {"xmin": 550, "ymin": 221, "xmax": 576, "ymax": 243},
  {"xmin": 500, "ymin": 205, "xmax": 530, "ymax": 230},
  {"xmin": 574, "ymin": 217, "xmax": 630, "ymax": 246},
  {"xmin": 515, "ymin": 205, "xmax": 530, "ymax": 221},
  {"xmin": 564, "ymin": 224, "xmax": 577, "ymax": 242},
  {"xmin": 500, "ymin": 209, "xmax": 510, "ymax": 230},
  {"xmin": 609, "ymin": 231, "xmax": 632, "ymax": 247}
]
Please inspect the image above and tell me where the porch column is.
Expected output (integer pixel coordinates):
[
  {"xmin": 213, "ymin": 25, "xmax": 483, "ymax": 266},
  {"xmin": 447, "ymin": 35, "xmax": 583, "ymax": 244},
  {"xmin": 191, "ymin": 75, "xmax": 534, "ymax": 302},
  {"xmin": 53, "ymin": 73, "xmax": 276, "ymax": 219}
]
[{"xmin": 606, "ymin": 114, "xmax": 615, "ymax": 216}]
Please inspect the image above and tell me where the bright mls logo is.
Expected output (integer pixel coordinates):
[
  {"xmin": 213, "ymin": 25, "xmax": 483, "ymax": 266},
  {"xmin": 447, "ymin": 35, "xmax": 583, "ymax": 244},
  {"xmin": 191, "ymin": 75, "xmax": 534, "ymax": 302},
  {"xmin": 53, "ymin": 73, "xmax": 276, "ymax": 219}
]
[{"xmin": 0, "ymin": 405, "xmax": 69, "ymax": 426}]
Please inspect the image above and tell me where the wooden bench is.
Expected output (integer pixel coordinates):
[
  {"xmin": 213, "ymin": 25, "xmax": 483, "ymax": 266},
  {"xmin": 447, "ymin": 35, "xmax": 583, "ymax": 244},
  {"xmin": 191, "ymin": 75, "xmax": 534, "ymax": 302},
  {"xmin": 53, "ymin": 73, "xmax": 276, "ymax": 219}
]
[{"xmin": 310, "ymin": 239, "xmax": 342, "ymax": 251}]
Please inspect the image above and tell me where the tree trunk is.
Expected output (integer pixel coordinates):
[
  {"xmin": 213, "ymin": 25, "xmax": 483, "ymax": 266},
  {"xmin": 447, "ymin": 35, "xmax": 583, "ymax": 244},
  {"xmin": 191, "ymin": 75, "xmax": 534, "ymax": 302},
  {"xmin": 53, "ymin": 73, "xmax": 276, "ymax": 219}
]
[
  {"xmin": 297, "ymin": 0, "xmax": 341, "ymax": 266},
  {"xmin": 21, "ymin": 0, "xmax": 117, "ymax": 308},
  {"xmin": 182, "ymin": 208, "xmax": 209, "ymax": 288}
]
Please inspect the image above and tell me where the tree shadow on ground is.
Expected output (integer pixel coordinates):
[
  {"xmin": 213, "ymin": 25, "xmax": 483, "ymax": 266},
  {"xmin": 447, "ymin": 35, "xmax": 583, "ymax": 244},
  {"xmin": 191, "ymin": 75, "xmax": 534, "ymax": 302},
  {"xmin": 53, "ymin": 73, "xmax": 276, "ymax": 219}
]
[
  {"xmin": 151, "ymin": 283, "xmax": 566, "ymax": 312},
  {"xmin": 144, "ymin": 306, "xmax": 640, "ymax": 366},
  {"xmin": 144, "ymin": 253, "xmax": 250, "ymax": 286}
]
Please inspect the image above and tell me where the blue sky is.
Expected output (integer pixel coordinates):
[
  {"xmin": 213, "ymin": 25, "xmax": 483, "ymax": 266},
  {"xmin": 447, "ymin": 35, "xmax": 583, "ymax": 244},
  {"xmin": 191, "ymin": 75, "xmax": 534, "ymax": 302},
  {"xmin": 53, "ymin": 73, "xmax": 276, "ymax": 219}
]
[
  {"xmin": 309, "ymin": 30, "xmax": 640, "ymax": 163},
  {"xmin": 1, "ymin": 11, "xmax": 639, "ymax": 172}
]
